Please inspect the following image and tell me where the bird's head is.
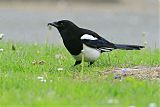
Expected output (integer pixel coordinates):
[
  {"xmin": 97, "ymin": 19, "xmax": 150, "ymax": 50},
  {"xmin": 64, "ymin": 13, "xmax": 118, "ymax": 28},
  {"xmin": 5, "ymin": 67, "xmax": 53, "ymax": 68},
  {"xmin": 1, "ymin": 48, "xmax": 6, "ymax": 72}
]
[{"xmin": 48, "ymin": 20, "xmax": 79, "ymax": 32}]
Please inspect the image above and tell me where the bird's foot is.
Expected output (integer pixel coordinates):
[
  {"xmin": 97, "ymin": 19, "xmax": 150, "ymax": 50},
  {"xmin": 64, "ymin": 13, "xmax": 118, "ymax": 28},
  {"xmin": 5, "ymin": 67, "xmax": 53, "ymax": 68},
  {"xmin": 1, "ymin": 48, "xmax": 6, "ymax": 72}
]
[
  {"xmin": 88, "ymin": 62, "xmax": 94, "ymax": 66},
  {"xmin": 74, "ymin": 61, "xmax": 81, "ymax": 66}
]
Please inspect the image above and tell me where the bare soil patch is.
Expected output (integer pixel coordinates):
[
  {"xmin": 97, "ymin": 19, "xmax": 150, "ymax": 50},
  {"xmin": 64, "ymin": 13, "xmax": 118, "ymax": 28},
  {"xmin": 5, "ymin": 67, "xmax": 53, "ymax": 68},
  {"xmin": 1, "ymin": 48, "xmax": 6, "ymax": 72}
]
[{"xmin": 102, "ymin": 66, "xmax": 160, "ymax": 80}]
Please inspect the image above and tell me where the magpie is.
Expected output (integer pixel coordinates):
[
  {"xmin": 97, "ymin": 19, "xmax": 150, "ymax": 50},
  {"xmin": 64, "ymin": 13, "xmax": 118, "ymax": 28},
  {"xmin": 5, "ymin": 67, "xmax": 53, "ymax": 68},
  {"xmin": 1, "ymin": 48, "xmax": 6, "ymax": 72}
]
[{"xmin": 48, "ymin": 20, "xmax": 144, "ymax": 66}]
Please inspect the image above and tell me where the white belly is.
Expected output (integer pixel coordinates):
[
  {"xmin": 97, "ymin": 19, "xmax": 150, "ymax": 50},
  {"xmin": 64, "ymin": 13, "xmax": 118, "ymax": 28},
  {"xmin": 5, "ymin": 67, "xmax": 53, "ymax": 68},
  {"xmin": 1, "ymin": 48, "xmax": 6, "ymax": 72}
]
[{"xmin": 72, "ymin": 44, "xmax": 101, "ymax": 62}]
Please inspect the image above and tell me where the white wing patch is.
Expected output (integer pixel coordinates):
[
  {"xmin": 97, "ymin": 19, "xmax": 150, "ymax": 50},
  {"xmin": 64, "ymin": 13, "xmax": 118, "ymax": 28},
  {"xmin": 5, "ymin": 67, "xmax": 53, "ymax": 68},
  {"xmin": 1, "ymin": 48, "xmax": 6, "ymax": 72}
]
[
  {"xmin": 81, "ymin": 34, "xmax": 98, "ymax": 40},
  {"xmin": 99, "ymin": 47, "xmax": 114, "ymax": 52}
]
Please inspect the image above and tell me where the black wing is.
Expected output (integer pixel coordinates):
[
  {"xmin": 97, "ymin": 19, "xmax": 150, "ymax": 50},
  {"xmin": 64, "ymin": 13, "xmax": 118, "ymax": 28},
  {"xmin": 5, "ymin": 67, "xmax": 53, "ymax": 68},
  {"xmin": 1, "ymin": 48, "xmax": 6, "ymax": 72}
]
[
  {"xmin": 80, "ymin": 28, "xmax": 116, "ymax": 52},
  {"xmin": 81, "ymin": 35, "xmax": 116, "ymax": 52}
]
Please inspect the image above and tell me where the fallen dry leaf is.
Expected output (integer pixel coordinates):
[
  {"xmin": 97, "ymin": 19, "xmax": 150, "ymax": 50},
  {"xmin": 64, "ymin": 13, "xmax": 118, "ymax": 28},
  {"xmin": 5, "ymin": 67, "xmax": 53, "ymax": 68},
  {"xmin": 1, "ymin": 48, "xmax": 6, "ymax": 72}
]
[{"xmin": 32, "ymin": 60, "xmax": 46, "ymax": 65}]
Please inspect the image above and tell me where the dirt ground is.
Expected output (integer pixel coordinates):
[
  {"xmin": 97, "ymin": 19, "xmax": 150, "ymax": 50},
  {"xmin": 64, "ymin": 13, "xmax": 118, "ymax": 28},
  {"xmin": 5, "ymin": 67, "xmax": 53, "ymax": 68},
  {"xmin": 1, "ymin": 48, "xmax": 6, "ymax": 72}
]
[{"xmin": 102, "ymin": 66, "xmax": 160, "ymax": 80}]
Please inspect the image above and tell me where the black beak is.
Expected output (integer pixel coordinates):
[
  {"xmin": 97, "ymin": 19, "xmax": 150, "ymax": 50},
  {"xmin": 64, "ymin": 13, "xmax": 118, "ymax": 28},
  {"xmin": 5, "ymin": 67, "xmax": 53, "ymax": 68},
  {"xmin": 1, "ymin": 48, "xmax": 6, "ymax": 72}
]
[{"xmin": 47, "ymin": 22, "xmax": 59, "ymax": 28}]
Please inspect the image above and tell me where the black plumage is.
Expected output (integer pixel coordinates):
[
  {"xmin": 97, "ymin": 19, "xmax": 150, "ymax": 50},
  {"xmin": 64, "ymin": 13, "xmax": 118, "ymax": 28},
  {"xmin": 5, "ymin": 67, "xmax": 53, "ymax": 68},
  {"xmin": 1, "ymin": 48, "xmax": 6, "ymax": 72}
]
[{"xmin": 48, "ymin": 20, "xmax": 144, "ymax": 66}]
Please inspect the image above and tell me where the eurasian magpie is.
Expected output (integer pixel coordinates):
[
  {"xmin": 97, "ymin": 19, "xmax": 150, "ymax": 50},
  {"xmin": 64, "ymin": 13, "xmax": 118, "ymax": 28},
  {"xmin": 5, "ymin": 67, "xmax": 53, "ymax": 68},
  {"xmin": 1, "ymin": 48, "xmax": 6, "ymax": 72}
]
[{"xmin": 48, "ymin": 20, "xmax": 144, "ymax": 66}]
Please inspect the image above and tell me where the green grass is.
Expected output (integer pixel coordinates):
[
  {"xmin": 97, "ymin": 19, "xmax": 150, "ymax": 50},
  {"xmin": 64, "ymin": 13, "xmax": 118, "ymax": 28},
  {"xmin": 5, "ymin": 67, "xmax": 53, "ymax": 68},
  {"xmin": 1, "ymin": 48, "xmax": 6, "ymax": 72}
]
[{"xmin": 0, "ymin": 41, "xmax": 160, "ymax": 107}]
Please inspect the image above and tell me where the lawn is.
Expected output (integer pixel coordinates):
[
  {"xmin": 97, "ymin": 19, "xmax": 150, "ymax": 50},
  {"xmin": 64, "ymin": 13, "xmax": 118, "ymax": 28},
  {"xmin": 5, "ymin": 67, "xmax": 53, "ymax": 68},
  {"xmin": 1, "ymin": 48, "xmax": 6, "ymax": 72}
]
[{"xmin": 0, "ymin": 41, "xmax": 160, "ymax": 107}]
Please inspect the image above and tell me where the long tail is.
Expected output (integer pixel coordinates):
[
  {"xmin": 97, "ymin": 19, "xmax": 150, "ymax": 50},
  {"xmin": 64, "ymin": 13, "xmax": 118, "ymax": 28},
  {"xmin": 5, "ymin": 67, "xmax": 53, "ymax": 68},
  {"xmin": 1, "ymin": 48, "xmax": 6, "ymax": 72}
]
[{"xmin": 115, "ymin": 44, "xmax": 144, "ymax": 50}]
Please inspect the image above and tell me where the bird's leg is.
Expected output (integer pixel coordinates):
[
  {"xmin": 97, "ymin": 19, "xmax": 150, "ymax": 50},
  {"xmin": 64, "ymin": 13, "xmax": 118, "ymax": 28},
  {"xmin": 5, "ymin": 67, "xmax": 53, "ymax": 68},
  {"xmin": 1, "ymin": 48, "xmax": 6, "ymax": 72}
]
[
  {"xmin": 89, "ymin": 62, "xmax": 94, "ymax": 66},
  {"xmin": 74, "ymin": 61, "xmax": 81, "ymax": 66}
]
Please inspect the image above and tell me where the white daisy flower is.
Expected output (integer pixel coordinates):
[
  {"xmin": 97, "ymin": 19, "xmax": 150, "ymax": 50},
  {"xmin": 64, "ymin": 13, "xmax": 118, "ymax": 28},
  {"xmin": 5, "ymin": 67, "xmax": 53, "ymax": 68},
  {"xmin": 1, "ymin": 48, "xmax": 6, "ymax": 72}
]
[
  {"xmin": 0, "ymin": 48, "xmax": 4, "ymax": 52},
  {"xmin": 41, "ymin": 79, "xmax": 46, "ymax": 83},
  {"xmin": 128, "ymin": 106, "xmax": 136, "ymax": 107},
  {"xmin": 57, "ymin": 68, "xmax": 63, "ymax": 71},
  {"xmin": 149, "ymin": 103, "xmax": 157, "ymax": 107},
  {"xmin": 37, "ymin": 76, "xmax": 44, "ymax": 80}
]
